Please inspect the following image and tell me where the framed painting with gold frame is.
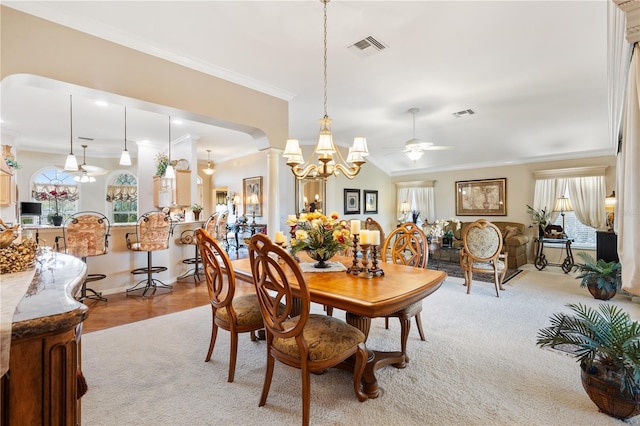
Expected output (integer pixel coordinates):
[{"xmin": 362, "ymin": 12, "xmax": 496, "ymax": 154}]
[{"xmin": 455, "ymin": 178, "xmax": 507, "ymax": 216}]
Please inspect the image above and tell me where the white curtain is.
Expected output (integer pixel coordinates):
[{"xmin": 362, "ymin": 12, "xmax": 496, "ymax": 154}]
[
  {"xmin": 567, "ymin": 176, "xmax": 606, "ymax": 229},
  {"xmin": 532, "ymin": 178, "xmax": 566, "ymax": 223},
  {"xmin": 608, "ymin": 1, "xmax": 633, "ymax": 151},
  {"xmin": 396, "ymin": 186, "xmax": 435, "ymax": 224},
  {"xmin": 617, "ymin": 44, "xmax": 640, "ymax": 296}
]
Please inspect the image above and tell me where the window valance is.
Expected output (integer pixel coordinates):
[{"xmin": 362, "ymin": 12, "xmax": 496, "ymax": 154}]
[
  {"xmin": 533, "ymin": 166, "xmax": 608, "ymax": 180},
  {"xmin": 32, "ymin": 183, "xmax": 79, "ymax": 201},
  {"xmin": 106, "ymin": 185, "xmax": 137, "ymax": 202}
]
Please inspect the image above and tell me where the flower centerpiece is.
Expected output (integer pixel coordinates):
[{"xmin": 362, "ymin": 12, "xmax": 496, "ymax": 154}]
[
  {"xmin": 190, "ymin": 203, "xmax": 203, "ymax": 220},
  {"xmin": 427, "ymin": 218, "xmax": 461, "ymax": 245},
  {"xmin": 289, "ymin": 211, "xmax": 353, "ymax": 268},
  {"xmin": 42, "ymin": 186, "xmax": 68, "ymax": 226}
]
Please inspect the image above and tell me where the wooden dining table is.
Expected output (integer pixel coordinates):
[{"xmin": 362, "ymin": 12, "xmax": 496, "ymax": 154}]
[{"xmin": 230, "ymin": 254, "xmax": 447, "ymax": 398}]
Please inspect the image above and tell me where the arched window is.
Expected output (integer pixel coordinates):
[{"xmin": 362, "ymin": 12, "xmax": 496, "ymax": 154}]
[
  {"xmin": 107, "ymin": 173, "xmax": 138, "ymax": 223},
  {"xmin": 32, "ymin": 169, "xmax": 79, "ymax": 223}
]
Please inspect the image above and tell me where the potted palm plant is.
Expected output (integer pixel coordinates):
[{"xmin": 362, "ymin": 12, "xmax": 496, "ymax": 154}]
[
  {"xmin": 573, "ymin": 252, "xmax": 621, "ymax": 300},
  {"xmin": 536, "ymin": 303, "xmax": 640, "ymax": 419}
]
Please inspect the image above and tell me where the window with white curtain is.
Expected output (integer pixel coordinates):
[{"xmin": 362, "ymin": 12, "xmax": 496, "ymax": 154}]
[
  {"xmin": 533, "ymin": 166, "xmax": 607, "ymax": 249},
  {"xmin": 396, "ymin": 181, "xmax": 435, "ymax": 225}
]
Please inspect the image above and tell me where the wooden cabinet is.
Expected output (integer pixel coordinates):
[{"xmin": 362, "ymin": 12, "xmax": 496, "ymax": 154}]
[
  {"xmin": 153, "ymin": 170, "xmax": 191, "ymax": 208},
  {"xmin": 596, "ymin": 231, "xmax": 618, "ymax": 263},
  {"xmin": 0, "ymin": 170, "xmax": 16, "ymax": 206}
]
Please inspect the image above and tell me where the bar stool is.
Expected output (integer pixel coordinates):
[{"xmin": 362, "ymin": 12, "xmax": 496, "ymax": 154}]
[
  {"xmin": 56, "ymin": 211, "xmax": 110, "ymax": 302},
  {"xmin": 126, "ymin": 211, "xmax": 172, "ymax": 296},
  {"xmin": 177, "ymin": 212, "xmax": 219, "ymax": 282}
]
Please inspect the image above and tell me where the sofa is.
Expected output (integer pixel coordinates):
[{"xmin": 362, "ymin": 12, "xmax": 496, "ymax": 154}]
[{"xmin": 428, "ymin": 220, "xmax": 530, "ymax": 269}]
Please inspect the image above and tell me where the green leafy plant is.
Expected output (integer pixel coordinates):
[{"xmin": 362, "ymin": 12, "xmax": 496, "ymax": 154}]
[
  {"xmin": 573, "ymin": 252, "xmax": 621, "ymax": 291},
  {"xmin": 526, "ymin": 205, "xmax": 553, "ymax": 227},
  {"xmin": 190, "ymin": 204, "xmax": 203, "ymax": 212},
  {"xmin": 536, "ymin": 303, "xmax": 640, "ymax": 398},
  {"xmin": 155, "ymin": 153, "xmax": 169, "ymax": 177},
  {"xmin": 5, "ymin": 158, "xmax": 20, "ymax": 169}
]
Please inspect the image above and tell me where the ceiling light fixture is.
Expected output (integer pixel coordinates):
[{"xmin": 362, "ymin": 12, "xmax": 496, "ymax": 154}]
[
  {"xmin": 73, "ymin": 145, "xmax": 97, "ymax": 183},
  {"xmin": 203, "ymin": 149, "xmax": 215, "ymax": 175},
  {"xmin": 119, "ymin": 106, "xmax": 132, "ymax": 166},
  {"xmin": 63, "ymin": 95, "xmax": 79, "ymax": 171},
  {"xmin": 165, "ymin": 115, "xmax": 176, "ymax": 179},
  {"xmin": 404, "ymin": 108, "xmax": 424, "ymax": 162},
  {"xmin": 283, "ymin": 0, "xmax": 368, "ymax": 180}
]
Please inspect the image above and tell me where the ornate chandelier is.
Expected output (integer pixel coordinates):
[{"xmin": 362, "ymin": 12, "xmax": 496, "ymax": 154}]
[{"xmin": 283, "ymin": 0, "xmax": 368, "ymax": 180}]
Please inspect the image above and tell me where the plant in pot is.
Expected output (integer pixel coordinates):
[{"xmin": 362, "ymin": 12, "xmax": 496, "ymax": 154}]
[
  {"xmin": 536, "ymin": 303, "xmax": 640, "ymax": 419},
  {"xmin": 526, "ymin": 205, "xmax": 553, "ymax": 238},
  {"xmin": 573, "ymin": 252, "xmax": 621, "ymax": 300},
  {"xmin": 190, "ymin": 204, "xmax": 203, "ymax": 221}
]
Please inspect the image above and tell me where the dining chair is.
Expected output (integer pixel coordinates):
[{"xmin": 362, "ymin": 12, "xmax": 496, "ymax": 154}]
[
  {"xmin": 459, "ymin": 219, "xmax": 508, "ymax": 297},
  {"xmin": 364, "ymin": 217, "xmax": 385, "ymax": 258},
  {"xmin": 176, "ymin": 212, "xmax": 221, "ymax": 282},
  {"xmin": 56, "ymin": 211, "xmax": 110, "ymax": 302},
  {"xmin": 195, "ymin": 228, "xmax": 265, "ymax": 382},
  {"xmin": 381, "ymin": 222, "xmax": 429, "ymax": 357},
  {"xmin": 248, "ymin": 234, "xmax": 367, "ymax": 425},
  {"xmin": 125, "ymin": 211, "xmax": 173, "ymax": 296}
]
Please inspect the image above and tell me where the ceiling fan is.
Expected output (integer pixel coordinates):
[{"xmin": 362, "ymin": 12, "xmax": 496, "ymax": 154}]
[
  {"xmin": 403, "ymin": 107, "xmax": 453, "ymax": 161},
  {"xmin": 61, "ymin": 143, "xmax": 109, "ymax": 181}
]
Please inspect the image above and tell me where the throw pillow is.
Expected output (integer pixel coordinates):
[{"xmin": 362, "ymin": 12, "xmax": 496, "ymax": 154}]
[{"xmin": 502, "ymin": 225, "xmax": 519, "ymax": 244}]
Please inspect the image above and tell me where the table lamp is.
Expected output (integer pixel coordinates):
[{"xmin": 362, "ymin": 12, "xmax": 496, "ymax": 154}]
[
  {"xmin": 399, "ymin": 201, "xmax": 410, "ymax": 223},
  {"xmin": 605, "ymin": 191, "xmax": 616, "ymax": 232},
  {"xmin": 249, "ymin": 194, "xmax": 259, "ymax": 225},
  {"xmin": 553, "ymin": 196, "xmax": 573, "ymax": 237}
]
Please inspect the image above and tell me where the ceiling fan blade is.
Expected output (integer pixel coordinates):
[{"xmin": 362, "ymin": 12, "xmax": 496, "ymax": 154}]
[
  {"xmin": 423, "ymin": 145, "xmax": 454, "ymax": 151},
  {"xmin": 80, "ymin": 164, "xmax": 108, "ymax": 175}
]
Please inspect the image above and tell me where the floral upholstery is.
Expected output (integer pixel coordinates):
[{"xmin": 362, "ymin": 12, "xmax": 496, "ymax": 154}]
[
  {"xmin": 64, "ymin": 213, "xmax": 109, "ymax": 258},
  {"xmin": 129, "ymin": 212, "xmax": 171, "ymax": 252},
  {"xmin": 215, "ymin": 294, "xmax": 265, "ymax": 327},
  {"xmin": 460, "ymin": 219, "xmax": 507, "ymax": 297},
  {"xmin": 273, "ymin": 314, "xmax": 365, "ymax": 362}
]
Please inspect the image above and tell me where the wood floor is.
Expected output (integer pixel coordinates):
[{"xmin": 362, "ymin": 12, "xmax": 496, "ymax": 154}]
[{"xmin": 82, "ymin": 250, "xmax": 253, "ymax": 333}]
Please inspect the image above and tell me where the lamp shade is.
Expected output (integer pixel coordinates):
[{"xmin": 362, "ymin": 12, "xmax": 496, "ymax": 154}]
[
  {"xmin": 605, "ymin": 191, "xmax": 616, "ymax": 212},
  {"xmin": 553, "ymin": 196, "xmax": 573, "ymax": 212}
]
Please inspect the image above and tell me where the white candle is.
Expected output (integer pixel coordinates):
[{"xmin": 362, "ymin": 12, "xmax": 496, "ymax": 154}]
[
  {"xmin": 350, "ymin": 219, "xmax": 361, "ymax": 235},
  {"xmin": 360, "ymin": 229, "xmax": 370, "ymax": 245},
  {"xmin": 274, "ymin": 231, "xmax": 286, "ymax": 244},
  {"xmin": 370, "ymin": 230, "xmax": 380, "ymax": 245}
]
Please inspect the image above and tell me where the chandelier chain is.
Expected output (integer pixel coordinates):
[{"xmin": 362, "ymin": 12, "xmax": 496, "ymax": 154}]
[{"xmin": 323, "ymin": 0, "xmax": 328, "ymax": 118}]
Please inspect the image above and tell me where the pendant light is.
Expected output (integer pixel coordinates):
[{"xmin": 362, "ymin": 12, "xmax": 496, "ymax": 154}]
[
  {"xmin": 202, "ymin": 149, "xmax": 215, "ymax": 175},
  {"xmin": 282, "ymin": 0, "xmax": 368, "ymax": 180},
  {"xmin": 164, "ymin": 115, "xmax": 175, "ymax": 179},
  {"xmin": 119, "ymin": 106, "xmax": 132, "ymax": 166},
  {"xmin": 63, "ymin": 95, "xmax": 79, "ymax": 171}
]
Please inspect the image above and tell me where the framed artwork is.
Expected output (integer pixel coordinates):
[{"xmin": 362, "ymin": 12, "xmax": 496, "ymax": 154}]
[
  {"xmin": 363, "ymin": 190, "xmax": 378, "ymax": 214},
  {"xmin": 343, "ymin": 188, "xmax": 360, "ymax": 215},
  {"xmin": 243, "ymin": 176, "xmax": 263, "ymax": 217},
  {"xmin": 455, "ymin": 178, "xmax": 507, "ymax": 216}
]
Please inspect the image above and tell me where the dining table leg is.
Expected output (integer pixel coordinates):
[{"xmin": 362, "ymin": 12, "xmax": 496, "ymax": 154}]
[{"xmin": 344, "ymin": 312, "xmax": 408, "ymax": 399}]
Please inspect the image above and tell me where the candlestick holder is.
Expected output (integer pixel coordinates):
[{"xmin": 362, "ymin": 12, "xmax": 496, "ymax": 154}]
[
  {"xmin": 357, "ymin": 243, "xmax": 373, "ymax": 279},
  {"xmin": 275, "ymin": 241, "xmax": 287, "ymax": 265},
  {"xmin": 368, "ymin": 244, "xmax": 384, "ymax": 277},
  {"xmin": 346, "ymin": 234, "xmax": 362, "ymax": 274}
]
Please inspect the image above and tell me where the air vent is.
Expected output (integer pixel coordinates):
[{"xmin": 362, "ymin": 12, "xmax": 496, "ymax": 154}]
[
  {"xmin": 78, "ymin": 136, "xmax": 94, "ymax": 141},
  {"xmin": 348, "ymin": 36, "xmax": 388, "ymax": 58},
  {"xmin": 452, "ymin": 109, "xmax": 476, "ymax": 118}
]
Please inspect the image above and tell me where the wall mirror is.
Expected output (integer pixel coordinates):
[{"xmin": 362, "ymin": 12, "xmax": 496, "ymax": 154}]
[{"xmin": 295, "ymin": 178, "xmax": 326, "ymax": 214}]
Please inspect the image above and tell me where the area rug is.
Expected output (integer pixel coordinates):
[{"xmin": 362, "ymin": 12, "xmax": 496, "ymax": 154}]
[
  {"xmin": 430, "ymin": 260, "xmax": 523, "ymax": 284},
  {"xmin": 81, "ymin": 266, "xmax": 639, "ymax": 425}
]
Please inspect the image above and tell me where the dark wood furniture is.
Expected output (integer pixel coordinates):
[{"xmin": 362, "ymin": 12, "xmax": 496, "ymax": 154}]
[
  {"xmin": 1, "ymin": 253, "xmax": 88, "ymax": 426},
  {"xmin": 226, "ymin": 222, "xmax": 267, "ymax": 251},
  {"xmin": 231, "ymin": 252, "xmax": 446, "ymax": 399},
  {"xmin": 596, "ymin": 231, "xmax": 619, "ymax": 263}
]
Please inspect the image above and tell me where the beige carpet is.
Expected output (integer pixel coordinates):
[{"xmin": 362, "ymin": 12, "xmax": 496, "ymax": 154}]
[{"xmin": 81, "ymin": 265, "xmax": 639, "ymax": 425}]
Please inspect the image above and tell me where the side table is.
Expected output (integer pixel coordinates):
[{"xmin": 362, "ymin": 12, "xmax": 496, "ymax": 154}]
[{"xmin": 534, "ymin": 237, "xmax": 574, "ymax": 273}]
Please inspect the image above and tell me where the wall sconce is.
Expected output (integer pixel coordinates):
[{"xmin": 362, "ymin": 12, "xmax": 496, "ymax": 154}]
[{"xmin": 605, "ymin": 191, "xmax": 616, "ymax": 232}]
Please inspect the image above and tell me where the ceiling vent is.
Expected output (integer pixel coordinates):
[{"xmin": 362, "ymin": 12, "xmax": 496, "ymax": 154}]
[
  {"xmin": 348, "ymin": 36, "xmax": 388, "ymax": 58},
  {"xmin": 452, "ymin": 109, "xmax": 476, "ymax": 118}
]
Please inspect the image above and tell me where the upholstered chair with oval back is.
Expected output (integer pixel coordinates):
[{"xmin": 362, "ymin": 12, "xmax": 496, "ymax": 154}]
[
  {"xmin": 176, "ymin": 211, "xmax": 220, "ymax": 283},
  {"xmin": 248, "ymin": 234, "xmax": 367, "ymax": 425},
  {"xmin": 125, "ymin": 211, "xmax": 172, "ymax": 296},
  {"xmin": 195, "ymin": 227, "xmax": 266, "ymax": 382},
  {"xmin": 459, "ymin": 219, "xmax": 508, "ymax": 297},
  {"xmin": 381, "ymin": 222, "xmax": 429, "ymax": 362},
  {"xmin": 57, "ymin": 211, "xmax": 110, "ymax": 302}
]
